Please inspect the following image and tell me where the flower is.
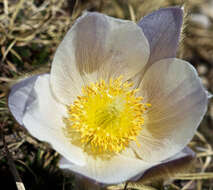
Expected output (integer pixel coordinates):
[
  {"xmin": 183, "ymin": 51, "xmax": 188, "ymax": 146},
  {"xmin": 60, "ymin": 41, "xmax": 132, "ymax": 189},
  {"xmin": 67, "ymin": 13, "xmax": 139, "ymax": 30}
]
[{"xmin": 8, "ymin": 7, "xmax": 208, "ymax": 185}]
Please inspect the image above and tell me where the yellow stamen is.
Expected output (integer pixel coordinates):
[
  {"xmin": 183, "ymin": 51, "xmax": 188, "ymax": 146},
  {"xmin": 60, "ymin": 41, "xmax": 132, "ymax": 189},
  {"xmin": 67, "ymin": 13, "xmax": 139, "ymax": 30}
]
[{"xmin": 64, "ymin": 76, "xmax": 150, "ymax": 154}]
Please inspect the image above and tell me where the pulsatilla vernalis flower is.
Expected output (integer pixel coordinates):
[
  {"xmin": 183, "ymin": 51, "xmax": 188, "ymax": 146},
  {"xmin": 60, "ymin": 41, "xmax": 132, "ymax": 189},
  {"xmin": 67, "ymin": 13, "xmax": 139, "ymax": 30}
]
[{"xmin": 9, "ymin": 7, "xmax": 209, "ymax": 184}]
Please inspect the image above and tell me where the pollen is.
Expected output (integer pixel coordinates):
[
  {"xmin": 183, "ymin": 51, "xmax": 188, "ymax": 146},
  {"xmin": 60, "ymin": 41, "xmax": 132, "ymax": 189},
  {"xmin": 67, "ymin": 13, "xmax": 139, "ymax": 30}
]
[{"xmin": 64, "ymin": 76, "xmax": 150, "ymax": 154}]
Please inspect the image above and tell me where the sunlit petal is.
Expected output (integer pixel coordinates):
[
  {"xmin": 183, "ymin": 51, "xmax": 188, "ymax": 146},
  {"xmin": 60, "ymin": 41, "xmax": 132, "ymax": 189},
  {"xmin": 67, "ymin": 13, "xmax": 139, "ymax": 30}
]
[
  {"xmin": 131, "ymin": 58, "xmax": 207, "ymax": 162},
  {"xmin": 21, "ymin": 75, "xmax": 85, "ymax": 165},
  {"xmin": 50, "ymin": 12, "xmax": 150, "ymax": 105},
  {"xmin": 59, "ymin": 148, "xmax": 154, "ymax": 184}
]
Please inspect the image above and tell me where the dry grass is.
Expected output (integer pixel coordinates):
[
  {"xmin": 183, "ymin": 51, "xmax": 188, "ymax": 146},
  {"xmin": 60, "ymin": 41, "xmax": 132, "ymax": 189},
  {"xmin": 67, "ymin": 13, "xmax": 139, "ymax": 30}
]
[{"xmin": 0, "ymin": 0, "xmax": 213, "ymax": 189}]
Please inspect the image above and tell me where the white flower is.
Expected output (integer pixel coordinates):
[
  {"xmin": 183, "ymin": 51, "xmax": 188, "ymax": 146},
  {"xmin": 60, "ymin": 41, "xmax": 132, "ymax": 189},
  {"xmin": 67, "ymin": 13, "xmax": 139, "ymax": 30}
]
[{"xmin": 8, "ymin": 7, "xmax": 208, "ymax": 185}]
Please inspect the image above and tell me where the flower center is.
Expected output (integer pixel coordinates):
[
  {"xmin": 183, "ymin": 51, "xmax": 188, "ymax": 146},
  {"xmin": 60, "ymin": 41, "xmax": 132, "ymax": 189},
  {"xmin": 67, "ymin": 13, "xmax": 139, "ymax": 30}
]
[{"xmin": 64, "ymin": 76, "xmax": 150, "ymax": 154}]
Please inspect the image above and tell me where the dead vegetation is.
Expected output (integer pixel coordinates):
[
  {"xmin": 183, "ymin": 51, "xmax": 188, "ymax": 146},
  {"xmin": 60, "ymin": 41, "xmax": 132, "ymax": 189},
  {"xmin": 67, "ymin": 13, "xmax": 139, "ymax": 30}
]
[{"xmin": 0, "ymin": 0, "xmax": 213, "ymax": 189}]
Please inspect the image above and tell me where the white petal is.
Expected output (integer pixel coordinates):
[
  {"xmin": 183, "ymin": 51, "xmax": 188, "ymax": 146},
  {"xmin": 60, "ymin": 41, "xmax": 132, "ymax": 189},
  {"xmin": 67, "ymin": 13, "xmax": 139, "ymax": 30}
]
[
  {"xmin": 59, "ymin": 146, "xmax": 194, "ymax": 184},
  {"xmin": 59, "ymin": 148, "xmax": 154, "ymax": 184},
  {"xmin": 22, "ymin": 74, "xmax": 85, "ymax": 166},
  {"xmin": 50, "ymin": 12, "xmax": 150, "ymax": 105},
  {"xmin": 131, "ymin": 58, "xmax": 208, "ymax": 162}
]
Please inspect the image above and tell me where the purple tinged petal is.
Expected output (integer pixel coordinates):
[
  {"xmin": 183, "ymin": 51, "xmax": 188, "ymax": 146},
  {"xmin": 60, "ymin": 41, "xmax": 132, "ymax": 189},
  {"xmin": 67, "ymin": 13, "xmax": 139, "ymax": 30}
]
[
  {"xmin": 8, "ymin": 75, "xmax": 41, "ymax": 125},
  {"xmin": 138, "ymin": 7, "xmax": 183, "ymax": 65},
  {"xmin": 206, "ymin": 90, "xmax": 213, "ymax": 99}
]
